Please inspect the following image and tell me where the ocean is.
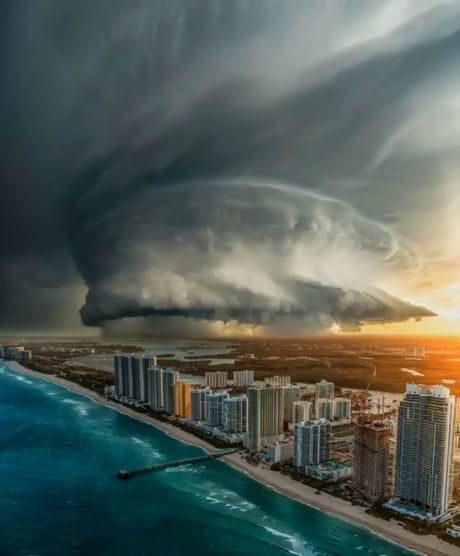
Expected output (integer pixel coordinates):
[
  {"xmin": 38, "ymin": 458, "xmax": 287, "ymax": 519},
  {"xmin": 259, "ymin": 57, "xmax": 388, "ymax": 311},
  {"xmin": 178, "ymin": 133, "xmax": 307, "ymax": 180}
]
[{"xmin": 0, "ymin": 362, "xmax": 412, "ymax": 556}]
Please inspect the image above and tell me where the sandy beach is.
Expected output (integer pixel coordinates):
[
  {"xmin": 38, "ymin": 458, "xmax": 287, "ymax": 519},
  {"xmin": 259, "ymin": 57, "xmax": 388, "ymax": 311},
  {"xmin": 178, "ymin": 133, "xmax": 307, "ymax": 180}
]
[{"xmin": 4, "ymin": 360, "xmax": 459, "ymax": 556}]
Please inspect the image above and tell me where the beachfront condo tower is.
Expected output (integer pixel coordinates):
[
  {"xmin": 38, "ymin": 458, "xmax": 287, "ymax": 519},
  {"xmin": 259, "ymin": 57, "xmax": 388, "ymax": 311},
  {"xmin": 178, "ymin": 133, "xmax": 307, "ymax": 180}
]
[
  {"xmin": 147, "ymin": 366, "xmax": 164, "ymax": 411},
  {"xmin": 294, "ymin": 419, "xmax": 331, "ymax": 471},
  {"xmin": 206, "ymin": 391, "xmax": 229, "ymax": 427},
  {"xmin": 392, "ymin": 384, "xmax": 456, "ymax": 522},
  {"xmin": 162, "ymin": 369, "xmax": 179, "ymax": 415},
  {"xmin": 191, "ymin": 388, "xmax": 208, "ymax": 421},
  {"xmin": 245, "ymin": 384, "xmax": 284, "ymax": 452},
  {"xmin": 223, "ymin": 396, "xmax": 247, "ymax": 434},
  {"xmin": 174, "ymin": 382, "xmax": 192, "ymax": 418},
  {"xmin": 354, "ymin": 419, "xmax": 391, "ymax": 502},
  {"xmin": 114, "ymin": 354, "xmax": 156, "ymax": 401}
]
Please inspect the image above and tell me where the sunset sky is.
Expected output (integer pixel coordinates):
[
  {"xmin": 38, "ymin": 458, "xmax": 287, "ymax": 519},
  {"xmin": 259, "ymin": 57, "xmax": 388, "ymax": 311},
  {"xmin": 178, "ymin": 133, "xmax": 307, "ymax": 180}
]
[{"xmin": 1, "ymin": 1, "xmax": 459, "ymax": 337}]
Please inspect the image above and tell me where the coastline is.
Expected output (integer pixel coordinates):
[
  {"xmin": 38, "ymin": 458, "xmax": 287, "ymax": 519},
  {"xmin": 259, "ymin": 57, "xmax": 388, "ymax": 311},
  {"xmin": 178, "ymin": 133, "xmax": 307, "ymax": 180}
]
[{"xmin": 4, "ymin": 360, "xmax": 459, "ymax": 556}]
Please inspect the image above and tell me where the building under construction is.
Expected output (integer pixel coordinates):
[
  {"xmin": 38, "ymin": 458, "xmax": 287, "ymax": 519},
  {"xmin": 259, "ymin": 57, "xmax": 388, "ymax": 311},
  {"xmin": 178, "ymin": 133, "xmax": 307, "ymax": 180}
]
[{"xmin": 353, "ymin": 418, "xmax": 391, "ymax": 503}]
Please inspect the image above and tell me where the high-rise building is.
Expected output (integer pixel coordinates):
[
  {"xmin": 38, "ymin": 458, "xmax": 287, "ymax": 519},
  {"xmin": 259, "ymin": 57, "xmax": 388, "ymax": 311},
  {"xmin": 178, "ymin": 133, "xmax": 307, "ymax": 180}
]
[
  {"xmin": 264, "ymin": 375, "xmax": 291, "ymax": 386},
  {"xmin": 246, "ymin": 384, "xmax": 284, "ymax": 452},
  {"xmin": 315, "ymin": 379, "xmax": 334, "ymax": 400},
  {"xmin": 354, "ymin": 419, "xmax": 391, "ymax": 502},
  {"xmin": 283, "ymin": 385, "xmax": 301, "ymax": 422},
  {"xmin": 205, "ymin": 371, "xmax": 228, "ymax": 389},
  {"xmin": 147, "ymin": 366, "xmax": 164, "ymax": 411},
  {"xmin": 131, "ymin": 355, "xmax": 154, "ymax": 402},
  {"xmin": 115, "ymin": 354, "xmax": 132, "ymax": 398},
  {"xmin": 315, "ymin": 398, "xmax": 334, "ymax": 420},
  {"xmin": 293, "ymin": 401, "xmax": 312, "ymax": 423},
  {"xmin": 163, "ymin": 368, "xmax": 179, "ymax": 415},
  {"xmin": 223, "ymin": 396, "xmax": 247, "ymax": 433},
  {"xmin": 206, "ymin": 391, "xmax": 229, "ymax": 427},
  {"xmin": 191, "ymin": 388, "xmax": 208, "ymax": 420},
  {"xmin": 174, "ymin": 382, "xmax": 192, "ymax": 418},
  {"xmin": 114, "ymin": 354, "xmax": 156, "ymax": 401},
  {"xmin": 233, "ymin": 369, "xmax": 254, "ymax": 387},
  {"xmin": 294, "ymin": 419, "xmax": 331, "ymax": 471},
  {"xmin": 114, "ymin": 354, "xmax": 124, "ymax": 396},
  {"xmin": 334, "ymin": 398, "xmax": 351, "ymax": 419},
  {"xmin": 393, "ymin": 384, "xmax": 456, "ymax": 521}
]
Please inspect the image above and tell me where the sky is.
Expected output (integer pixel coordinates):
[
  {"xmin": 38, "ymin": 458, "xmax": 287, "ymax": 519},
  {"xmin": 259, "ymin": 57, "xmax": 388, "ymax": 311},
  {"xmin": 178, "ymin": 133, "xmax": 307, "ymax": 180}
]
[{"xmin": 1, "ymin": 0, "xmax": 459, "ymax": 337}]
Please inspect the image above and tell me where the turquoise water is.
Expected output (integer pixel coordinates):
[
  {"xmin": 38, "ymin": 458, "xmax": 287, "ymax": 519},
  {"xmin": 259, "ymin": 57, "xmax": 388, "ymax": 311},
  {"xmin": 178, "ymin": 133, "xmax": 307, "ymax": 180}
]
[{"xmin": 0, "ymin": 362, "xmax": 411, "ymax": 556}]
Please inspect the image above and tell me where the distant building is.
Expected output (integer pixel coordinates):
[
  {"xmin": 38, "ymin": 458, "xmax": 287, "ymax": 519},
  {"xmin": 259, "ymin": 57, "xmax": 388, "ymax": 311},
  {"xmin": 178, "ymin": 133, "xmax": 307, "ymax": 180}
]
[
  {"xmin": 246, "ymin": 384, "xmax": 284, "ymax": 452},
  {"xmin": 334, "ymin": 398, "xmax": 351, "ymax": 419},
  {"xmin": 205, "ymin": 371, "xmax": 228, "ymax": 389},
  {"xmin": 283, "ymin": 385, "xmax": 301, "ymax": 422},
  {"xmin": 191, "ymin": 388, "xmax": 209, "ymax": 421},
  {"xmin": 315, "ymin": 398, "xmax": 334, "ymax": 420},
  {"xmin": 354, "ymin": 420, "xmax": 391, "ymax": 502},
  {"xmin": 391, "ymin": 384, "xmax": 456, "ymax": 522},
  {"xmin": 223, "ymin": 396, "xmax": 247, "ymax": 434},
  {"xmin": 315, "ymin": 380, "xmax": 334, "ymax": 400},
  {"xmin": 233, "ymin": 369, "xmax": 254, "ymax": 387},
  {"xmin": 206, "ymin": 391, "xmax": 229, "ymax": 427},
  {"xmin": 264, "ymin": 375, "xmax": 291, "ymax": 386},
  {"xmin": 294, "ymin": 419, "xmax": 331, "ymax": 471},
  {"xmin": 293, "ymin": 401, "xmax": 313, "ymax": 423},
  {"xmin": 267, "ymin": 441, "xmax": 294, "ymax": 463},
  {"xmin": 174, "ymin": 382, "xmax": 192, "ymax": 418},
  {"xmin": 405, "ymin": 347, "xmax": 426, "ymax": 358}
]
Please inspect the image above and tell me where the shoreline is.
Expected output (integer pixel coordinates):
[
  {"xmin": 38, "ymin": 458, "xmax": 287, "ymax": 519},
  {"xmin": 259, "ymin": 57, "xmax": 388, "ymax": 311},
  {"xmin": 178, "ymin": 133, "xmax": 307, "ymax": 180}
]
[{"xmin": 3, "ymin": 360, "xmax": 459, "ymax": 556}]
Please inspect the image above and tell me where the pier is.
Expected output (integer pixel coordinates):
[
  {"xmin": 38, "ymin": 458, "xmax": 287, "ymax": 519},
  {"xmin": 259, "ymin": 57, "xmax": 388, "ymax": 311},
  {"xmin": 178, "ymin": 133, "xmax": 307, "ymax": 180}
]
[{"xmin": 117, "ymin": 448, "xmax": 237, "ymax": 480}]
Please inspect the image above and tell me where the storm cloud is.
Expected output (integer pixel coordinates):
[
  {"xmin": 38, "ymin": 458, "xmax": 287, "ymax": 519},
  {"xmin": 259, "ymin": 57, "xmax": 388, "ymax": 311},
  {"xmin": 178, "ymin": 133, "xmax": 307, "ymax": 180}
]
[{"xmin": 2, "ymin": 0, "xmax": 459, "ymax": 334}]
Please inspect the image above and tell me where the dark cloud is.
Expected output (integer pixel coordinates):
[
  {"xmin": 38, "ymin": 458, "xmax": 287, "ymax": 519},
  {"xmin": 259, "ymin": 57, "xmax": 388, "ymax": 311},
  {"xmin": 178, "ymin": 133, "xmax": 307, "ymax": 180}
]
[{"xmin": 2, "ymin": 1, "xmax": 458, "ymax": 334}]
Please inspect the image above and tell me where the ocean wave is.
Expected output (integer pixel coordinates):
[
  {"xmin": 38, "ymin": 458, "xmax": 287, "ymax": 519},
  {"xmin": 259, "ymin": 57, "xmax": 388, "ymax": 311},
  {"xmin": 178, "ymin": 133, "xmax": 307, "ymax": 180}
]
[
  {"xmin": 14, "ymin": 375, "xmax": 33, "ymax": 385},
  {"xmin": 62, "ymin": 398, "xmax": 89, "ymax": 416},
  {"xmin": 263, "ymin": 526, "xmax": 308, "ymax": 556},
  {"xmin": 130, "ymin": 436, "xmax": 163, "ymax": 459}
]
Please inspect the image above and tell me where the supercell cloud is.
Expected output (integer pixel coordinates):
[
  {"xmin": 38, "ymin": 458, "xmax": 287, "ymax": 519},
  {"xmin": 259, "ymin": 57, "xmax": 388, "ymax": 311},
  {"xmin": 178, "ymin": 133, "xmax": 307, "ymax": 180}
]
[{"xmin": 2, "ymin": 0, "xmax": 460, "ymax": 334}]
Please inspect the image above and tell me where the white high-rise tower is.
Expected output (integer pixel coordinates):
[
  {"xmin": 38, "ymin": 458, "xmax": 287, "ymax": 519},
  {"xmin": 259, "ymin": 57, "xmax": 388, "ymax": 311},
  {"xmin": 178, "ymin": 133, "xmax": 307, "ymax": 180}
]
[{"xmin": 392, "ymin": 384, "xmax": 456, "ymax": 522}]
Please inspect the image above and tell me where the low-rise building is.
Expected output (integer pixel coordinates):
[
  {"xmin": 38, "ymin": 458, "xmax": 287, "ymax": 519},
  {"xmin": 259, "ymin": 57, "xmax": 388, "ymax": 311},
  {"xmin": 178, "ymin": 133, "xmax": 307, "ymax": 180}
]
[
  {"xmin": 307, "ymin": 461, "xmax": 353, "ymax": 482},
  {"xmin": 267, "ymin": 441, "xmax": 294, "ymax": 463}
]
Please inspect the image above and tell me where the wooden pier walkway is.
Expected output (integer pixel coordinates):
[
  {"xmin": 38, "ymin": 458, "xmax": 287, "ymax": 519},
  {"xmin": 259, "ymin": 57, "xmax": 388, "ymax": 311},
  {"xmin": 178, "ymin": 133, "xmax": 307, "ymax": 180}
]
[{"xmin": 117, "ymin": 448, "xmax": 237, "ymax": 479}]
